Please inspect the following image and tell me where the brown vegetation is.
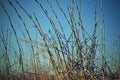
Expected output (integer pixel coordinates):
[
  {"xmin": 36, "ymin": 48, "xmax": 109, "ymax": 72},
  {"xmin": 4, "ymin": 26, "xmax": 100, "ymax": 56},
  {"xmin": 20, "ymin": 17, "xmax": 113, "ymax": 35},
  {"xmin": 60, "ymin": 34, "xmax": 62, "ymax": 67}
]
[{"xmin": 0, "ymin": 0, "xmax": 120, "ymax": 80}]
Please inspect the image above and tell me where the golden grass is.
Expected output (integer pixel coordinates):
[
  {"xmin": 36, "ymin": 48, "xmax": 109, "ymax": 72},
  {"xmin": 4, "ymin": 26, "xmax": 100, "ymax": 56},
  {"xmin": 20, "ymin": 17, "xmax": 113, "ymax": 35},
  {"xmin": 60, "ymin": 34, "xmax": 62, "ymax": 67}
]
[{"xmin": 0, "ymin": 0, "xmax": 120, "ymax": 80}]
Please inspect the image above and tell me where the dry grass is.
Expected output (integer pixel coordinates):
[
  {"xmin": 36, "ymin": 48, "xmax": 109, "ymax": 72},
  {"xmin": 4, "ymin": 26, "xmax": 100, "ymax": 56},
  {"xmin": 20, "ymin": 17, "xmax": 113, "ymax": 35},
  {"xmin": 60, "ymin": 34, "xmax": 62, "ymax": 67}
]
[{"xmin": 0, "ymin": 0, "xmax": 120, "ymax": 80}]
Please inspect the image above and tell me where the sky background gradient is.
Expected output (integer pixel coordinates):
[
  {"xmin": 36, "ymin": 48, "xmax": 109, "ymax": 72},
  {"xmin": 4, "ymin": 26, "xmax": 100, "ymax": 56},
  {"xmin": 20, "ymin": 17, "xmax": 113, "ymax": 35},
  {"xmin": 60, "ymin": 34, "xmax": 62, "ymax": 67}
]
[{"xmin": 0, "ymin": 0, "xmax": 120, "ymax": 64}]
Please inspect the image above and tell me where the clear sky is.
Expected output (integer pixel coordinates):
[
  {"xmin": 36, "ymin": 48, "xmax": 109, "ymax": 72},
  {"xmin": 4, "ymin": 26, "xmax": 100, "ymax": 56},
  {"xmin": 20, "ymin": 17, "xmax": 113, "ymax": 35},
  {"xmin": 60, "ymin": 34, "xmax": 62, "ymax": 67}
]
[{"xmin": 0, "ymin": 0, "xmax": 120, "ymax": 64}]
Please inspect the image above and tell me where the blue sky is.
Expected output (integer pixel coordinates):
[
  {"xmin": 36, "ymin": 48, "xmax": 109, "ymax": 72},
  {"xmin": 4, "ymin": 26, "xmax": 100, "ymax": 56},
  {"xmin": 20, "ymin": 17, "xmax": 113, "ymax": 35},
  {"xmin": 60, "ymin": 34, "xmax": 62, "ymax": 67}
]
[
  {"xmin": 0, "ymin": 0, "xmax": 120, "ymax": 64},
  {"xmin": 103, "ymin": 0, "xmax": 120, "ymax": 42}
]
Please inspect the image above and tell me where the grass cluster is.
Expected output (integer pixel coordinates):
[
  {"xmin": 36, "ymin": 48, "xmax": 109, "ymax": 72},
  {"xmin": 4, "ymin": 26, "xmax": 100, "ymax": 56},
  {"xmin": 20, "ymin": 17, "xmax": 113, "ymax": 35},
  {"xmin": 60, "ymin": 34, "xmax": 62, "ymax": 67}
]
[{"xmin": 0, "ymin": 0, "xmax": 120, "ymax": 80}]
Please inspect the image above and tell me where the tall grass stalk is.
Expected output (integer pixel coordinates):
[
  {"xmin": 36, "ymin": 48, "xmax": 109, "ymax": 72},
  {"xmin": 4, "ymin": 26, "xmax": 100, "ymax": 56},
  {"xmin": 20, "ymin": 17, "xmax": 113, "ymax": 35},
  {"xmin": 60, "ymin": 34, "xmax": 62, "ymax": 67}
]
[
  {"xmin": 0, "ymin": 1, "xmax": 26, "ymax": 80},
  {"xmin": 8, "ymin": 1, "xmax": 37, "ymax": 80},
  {"xmin": 0, "ymin": 29, "xmax": 11, "ymax": 78},
  {"xmin": 14, "ymin": 1, "xmax": 43, "ymax": 79}
]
